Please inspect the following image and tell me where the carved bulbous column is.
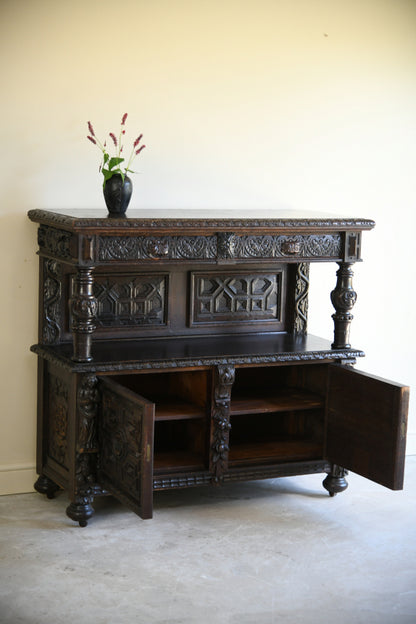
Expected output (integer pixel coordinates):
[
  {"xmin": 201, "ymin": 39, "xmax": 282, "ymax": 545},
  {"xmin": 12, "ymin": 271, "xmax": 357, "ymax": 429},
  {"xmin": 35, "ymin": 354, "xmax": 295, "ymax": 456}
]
[
  {"xmin": 330, "ymin": 262, "xmax": 357, "ymax": 349},
  {"xmin": 70, "ymin": 268, "xmax": 97, "ymax": 362}
]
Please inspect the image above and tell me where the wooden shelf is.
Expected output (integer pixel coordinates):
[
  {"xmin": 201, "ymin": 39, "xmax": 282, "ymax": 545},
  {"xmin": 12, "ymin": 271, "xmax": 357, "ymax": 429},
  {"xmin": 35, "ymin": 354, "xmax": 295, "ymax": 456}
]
[
  {"xmin": 230, "ymin": 390, "xmax": 324, "ymax": 416},
  {"xmin": 229, "ymin": 438, "xmax": 323, "ymax": 465},
  {"xmin": 155, "ymin": 400, "xmax": 206, "ymax": 421},
  {"xmin": 154, "ymin": 451, "xmax": 206, "ymax": 473}
]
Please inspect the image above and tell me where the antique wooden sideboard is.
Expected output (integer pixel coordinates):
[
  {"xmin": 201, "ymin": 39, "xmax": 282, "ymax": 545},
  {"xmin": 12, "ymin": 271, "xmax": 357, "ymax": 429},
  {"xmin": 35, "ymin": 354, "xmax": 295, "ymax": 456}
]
[{"xmin": 28, "ymin": 209, "xmax": 409, "ymax": 526}]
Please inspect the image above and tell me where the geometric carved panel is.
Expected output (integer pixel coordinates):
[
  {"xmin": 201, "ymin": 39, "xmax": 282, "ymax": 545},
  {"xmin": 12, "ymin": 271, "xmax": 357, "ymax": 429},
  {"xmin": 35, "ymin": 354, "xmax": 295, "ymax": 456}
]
[
  {"xmin": 72, "ymin": 274, "xmax": 167, "ymax": 328},
  {"xmin": 191, "ymin": 272, "xmax": 282, "ymax": 325}
]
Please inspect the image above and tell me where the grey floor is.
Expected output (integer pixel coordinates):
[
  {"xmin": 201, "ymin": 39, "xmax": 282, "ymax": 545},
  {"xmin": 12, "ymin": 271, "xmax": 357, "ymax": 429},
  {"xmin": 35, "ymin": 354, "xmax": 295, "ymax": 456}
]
[{"xmin": 1, "ymin": 458, "xmax": 416, "ymax": 624}]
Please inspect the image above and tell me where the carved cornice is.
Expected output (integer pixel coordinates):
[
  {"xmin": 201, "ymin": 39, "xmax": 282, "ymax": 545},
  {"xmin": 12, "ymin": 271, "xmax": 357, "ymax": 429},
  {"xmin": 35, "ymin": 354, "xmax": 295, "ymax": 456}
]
[{"xmin": 28, "ymin": 209, "xmax": 376, "ymax": 231}]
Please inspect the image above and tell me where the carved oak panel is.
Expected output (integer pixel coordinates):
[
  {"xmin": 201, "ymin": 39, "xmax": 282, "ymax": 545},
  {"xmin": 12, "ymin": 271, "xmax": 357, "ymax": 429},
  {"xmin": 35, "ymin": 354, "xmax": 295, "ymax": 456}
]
[
  {"xmin": 191, "ymin": 271, "xmax": 282, "ymax": 325},
  {"xmin": 47, "ymin": 373, "xmax": 69, "ymax": 468},
  {"xmin": 99, "ymin": 378, "xmax": 154, "ymax": 518},
  {"xmin": 88, "ymin": 274, "xmax": 167, "ymax": 328},
  {"xmin": 42, "ymin": 259, "xmax": 63, "ymax": 344}
]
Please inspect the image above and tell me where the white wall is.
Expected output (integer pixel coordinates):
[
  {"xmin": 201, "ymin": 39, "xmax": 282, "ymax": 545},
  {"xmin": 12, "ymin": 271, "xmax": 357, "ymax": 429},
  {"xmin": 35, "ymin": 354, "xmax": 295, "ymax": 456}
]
[{"xmin": 1, "ymin": 0, "xmax": 415, "ymax": 494}]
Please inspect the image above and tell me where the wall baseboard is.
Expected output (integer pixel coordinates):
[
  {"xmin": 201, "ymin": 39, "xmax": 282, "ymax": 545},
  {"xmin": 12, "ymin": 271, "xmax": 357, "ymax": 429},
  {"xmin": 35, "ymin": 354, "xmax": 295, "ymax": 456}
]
[
  {"xmin": 0, "ymin": 464, "xmax": 37, "ymax": 496},
  {"xmin": 0, "ymin": 438, "xmax": 415, "ymax": 495}
]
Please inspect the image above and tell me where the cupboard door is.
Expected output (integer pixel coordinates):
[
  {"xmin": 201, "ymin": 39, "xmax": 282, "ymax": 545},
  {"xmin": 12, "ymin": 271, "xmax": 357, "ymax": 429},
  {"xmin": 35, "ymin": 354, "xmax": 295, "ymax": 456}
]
[
  {"xmin": 98, "ymin": 377, "xmax": 154, "ymax": 519},
  {"xmin": 327, "ymin": 365, "xmax": 409, "ymax": 490}
]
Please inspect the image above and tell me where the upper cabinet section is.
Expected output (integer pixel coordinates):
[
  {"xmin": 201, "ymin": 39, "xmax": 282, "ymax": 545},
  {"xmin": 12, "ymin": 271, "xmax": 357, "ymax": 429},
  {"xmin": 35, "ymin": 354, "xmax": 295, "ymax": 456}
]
[{"xmin": 28, "ymin": 209, "xmax": 375, "ymax": 267}]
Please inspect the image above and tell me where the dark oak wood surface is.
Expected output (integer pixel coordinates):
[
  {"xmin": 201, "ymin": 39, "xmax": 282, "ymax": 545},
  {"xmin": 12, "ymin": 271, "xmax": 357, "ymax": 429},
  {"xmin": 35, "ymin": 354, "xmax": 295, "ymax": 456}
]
[{"xmin": 28, "ymin": 209, "xmax": 408, "ymax": 527}]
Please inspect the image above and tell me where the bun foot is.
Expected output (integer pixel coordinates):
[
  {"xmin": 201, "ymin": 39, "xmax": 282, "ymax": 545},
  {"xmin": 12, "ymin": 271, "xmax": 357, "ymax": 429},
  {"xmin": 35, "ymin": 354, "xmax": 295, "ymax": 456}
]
[
  {"xmin": 66, "ymin": 500, "xmax": 94, "ymax": 527},
  {"xmin": 323, "ymin": 465, "xmax": 348, "ymax": 497},
  {"xmin": 34, "ymin": 475, "xmax": 60, "ymax": 499}
]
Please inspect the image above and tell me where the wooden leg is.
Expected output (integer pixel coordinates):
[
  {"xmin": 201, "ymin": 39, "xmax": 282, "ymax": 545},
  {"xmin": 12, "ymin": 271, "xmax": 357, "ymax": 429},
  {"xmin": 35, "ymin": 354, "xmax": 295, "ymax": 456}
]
[
  {"xmin": 34, "ymin": 475, "xmax": 60, "ymax": 499},
  {"xmin": 323, "ymin": 464, "xmax": 348, "ymax": 497}
]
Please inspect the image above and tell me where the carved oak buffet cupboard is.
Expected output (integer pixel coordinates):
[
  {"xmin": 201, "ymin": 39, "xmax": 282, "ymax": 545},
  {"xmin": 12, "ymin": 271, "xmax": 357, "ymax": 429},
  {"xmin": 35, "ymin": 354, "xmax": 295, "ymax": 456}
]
[{"xmin": 28, "ymin": 209, "xmax": 409, "ymax": 527}]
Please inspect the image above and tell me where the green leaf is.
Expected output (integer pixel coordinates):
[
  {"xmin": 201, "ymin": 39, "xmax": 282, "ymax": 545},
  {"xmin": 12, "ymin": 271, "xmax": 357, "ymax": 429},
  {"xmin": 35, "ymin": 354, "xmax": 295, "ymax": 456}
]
[
  {"xmin": 103, "ymin": 153, "xmax": 109, "ymax": 164},
  {"xmin": 108, "ymin": 157, "xmax": 124, "ymax": 170}
]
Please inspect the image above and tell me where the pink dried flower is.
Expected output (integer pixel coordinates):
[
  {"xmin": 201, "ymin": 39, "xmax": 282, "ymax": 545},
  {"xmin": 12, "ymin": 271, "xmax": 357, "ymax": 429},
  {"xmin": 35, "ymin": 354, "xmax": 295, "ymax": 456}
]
[
  {"xmin": 121, "ymin": 113, "xmax": 128, "ymax": 125},
  {"xmin": 87, "ymin": 121, "xmax": 95, "ymax": 136},
  {"xmin": 109, "ymin": 132, "xmax": 117, "ymax": 147},
  {"xmin": 136, "ymin": 145, "xmax": 146, "ymax": 155},
  {"xmin": 133, "ymin": 134, "xmax": 143, "ymax": 148},
  {"xmin": 87, "ymin": 135, "xmax": 97, "ymax": 144}
]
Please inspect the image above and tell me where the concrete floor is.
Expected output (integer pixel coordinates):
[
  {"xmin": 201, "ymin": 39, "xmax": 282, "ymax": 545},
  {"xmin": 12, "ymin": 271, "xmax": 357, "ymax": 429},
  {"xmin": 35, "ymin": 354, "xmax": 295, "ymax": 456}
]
[{"xmin": 1, "ymin": 458, "xmax": 416, "ymax": 624}]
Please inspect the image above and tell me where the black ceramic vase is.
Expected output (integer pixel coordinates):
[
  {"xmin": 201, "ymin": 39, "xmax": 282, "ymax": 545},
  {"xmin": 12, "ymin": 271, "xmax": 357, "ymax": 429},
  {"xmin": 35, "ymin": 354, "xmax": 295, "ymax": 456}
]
[{"xmin": 103, "ymin": 174, "xmax": 133, "ymax": 216}]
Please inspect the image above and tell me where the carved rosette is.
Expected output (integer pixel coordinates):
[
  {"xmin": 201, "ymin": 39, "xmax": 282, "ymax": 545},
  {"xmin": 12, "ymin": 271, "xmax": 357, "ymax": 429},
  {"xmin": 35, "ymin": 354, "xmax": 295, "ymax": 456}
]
[
  {"xmin": 331, "ymin": 262, "xmax": 357, "ymax": 349},
  {"xmin": 293, "ymin": 263, "xmax": 310, "ymax": 334},
  {"xmin": 211, "ymin": 364, "xmax": 235, "ymax": 483},
  {"xmin": 43, "ymin": 259, "xmax": 62, "ymax": 344}
]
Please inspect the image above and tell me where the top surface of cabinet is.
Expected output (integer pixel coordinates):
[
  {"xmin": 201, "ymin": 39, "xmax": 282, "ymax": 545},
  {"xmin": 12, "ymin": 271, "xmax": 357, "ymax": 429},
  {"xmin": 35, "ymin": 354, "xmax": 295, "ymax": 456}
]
[{"xmin": 28, "ymin": 208, "xmax": 375, "ymax": 232}]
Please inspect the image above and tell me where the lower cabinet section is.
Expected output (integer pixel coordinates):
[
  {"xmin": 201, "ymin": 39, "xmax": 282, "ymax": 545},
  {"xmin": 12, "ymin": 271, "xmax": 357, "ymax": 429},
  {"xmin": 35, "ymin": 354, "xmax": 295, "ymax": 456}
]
[{"xmin": 36, "ymin": 360, "xmax": 409, "ymax": 526}]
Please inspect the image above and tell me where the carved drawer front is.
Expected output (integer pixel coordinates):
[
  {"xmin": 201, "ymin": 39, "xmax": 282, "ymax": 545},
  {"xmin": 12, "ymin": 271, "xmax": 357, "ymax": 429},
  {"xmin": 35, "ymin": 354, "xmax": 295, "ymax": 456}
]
[
  {"xmin": 98, "ymin": 377, "xmax": 154, "ymax": 519},
  {"xmin": 190, "ymin": 270, "xmax": 284, "ymax": 327}
]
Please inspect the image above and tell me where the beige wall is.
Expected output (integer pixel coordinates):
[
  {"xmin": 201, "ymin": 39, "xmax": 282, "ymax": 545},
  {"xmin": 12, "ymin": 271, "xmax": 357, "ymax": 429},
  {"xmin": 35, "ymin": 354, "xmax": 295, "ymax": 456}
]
[{"xmin": 1, "ymin": 0, "xmax": 415, "ymax": 494}]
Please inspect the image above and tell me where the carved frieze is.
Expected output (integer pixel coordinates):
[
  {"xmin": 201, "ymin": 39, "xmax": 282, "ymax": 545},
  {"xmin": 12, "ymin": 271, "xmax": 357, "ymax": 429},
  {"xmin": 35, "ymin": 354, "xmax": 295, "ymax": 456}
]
[
  {"xmin": 192, "ymin": 272, "xmax": 281, "ymax": 324},
  {"xmin": 42, "ymin": 259, "xmax": 62, "ymax": 344},
  {"xmin": 98, "ymin": 233, "xmax": 341, "ymax": 262},
  {"xmin": 48, "ymin": 374, "xmax": 69, "ymax": 468},
  {"xmin": 91, "ymin": 274, "xmax": 167, "ymax": 327}
]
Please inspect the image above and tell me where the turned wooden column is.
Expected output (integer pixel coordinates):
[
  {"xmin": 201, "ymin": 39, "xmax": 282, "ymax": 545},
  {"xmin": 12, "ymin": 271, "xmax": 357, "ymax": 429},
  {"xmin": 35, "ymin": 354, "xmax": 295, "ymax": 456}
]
[
  {"xmin": 331, "ymin": 262, "xmax": 357, "ymax": 349},
  {"xmin": 70, "ymin": 268, "xmax": 97, "ymax": 362}
]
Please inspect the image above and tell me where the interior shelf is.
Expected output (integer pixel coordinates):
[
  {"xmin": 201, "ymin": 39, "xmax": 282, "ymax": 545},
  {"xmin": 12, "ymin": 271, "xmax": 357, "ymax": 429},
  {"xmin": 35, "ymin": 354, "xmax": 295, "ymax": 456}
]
[
  {"xmin": 229, "ymin": 438, "xmax": 323, "ymax": 465},
  {"xmin": 230, "ymin": 389, "xmax": 324, "ymax": 416},
  {"xmin": 155, "ymin": 401, "xmax": 206, "ymax": 421},
  {"xmin": 154, "ymin": 451, "xmax": 206, "ymax": 473}
]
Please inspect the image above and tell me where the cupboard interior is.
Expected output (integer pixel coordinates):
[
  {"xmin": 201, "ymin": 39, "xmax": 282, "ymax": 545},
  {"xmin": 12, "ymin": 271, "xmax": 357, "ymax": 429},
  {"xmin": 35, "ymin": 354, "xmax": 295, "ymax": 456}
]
[
  {"xmin": 114, "ymin": 370, "xmax": 211, "ymax": 473},
  {"xmin": 109, "ymin": 363, "xmax": 330, "ymax": 473},
  {"xmin": 229, "ymin": 365, "xmax": 326, "ymax": 466}
]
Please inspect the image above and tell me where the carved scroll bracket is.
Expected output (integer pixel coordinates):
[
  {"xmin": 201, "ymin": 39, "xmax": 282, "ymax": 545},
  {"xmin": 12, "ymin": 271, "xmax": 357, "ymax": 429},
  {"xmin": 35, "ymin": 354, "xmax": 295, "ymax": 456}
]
[
  {"xmin": 331, "ymin": 262, "xmax": 357, "ymax": 349},
  {"xmin": 211, "ymin": 364, "xmax": 235, "ymax": 483}
]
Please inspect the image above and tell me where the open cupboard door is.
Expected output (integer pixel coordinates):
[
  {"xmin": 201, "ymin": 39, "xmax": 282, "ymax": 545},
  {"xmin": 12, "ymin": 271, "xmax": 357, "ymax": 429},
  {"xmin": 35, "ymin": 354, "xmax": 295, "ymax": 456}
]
[
  {"xmin": 98, "ymin": 377, "xmax": 154, "ymax": 519},
  {"xmin": 326, "ymin": 365, "xmax": 409, "ymax": 490}
]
